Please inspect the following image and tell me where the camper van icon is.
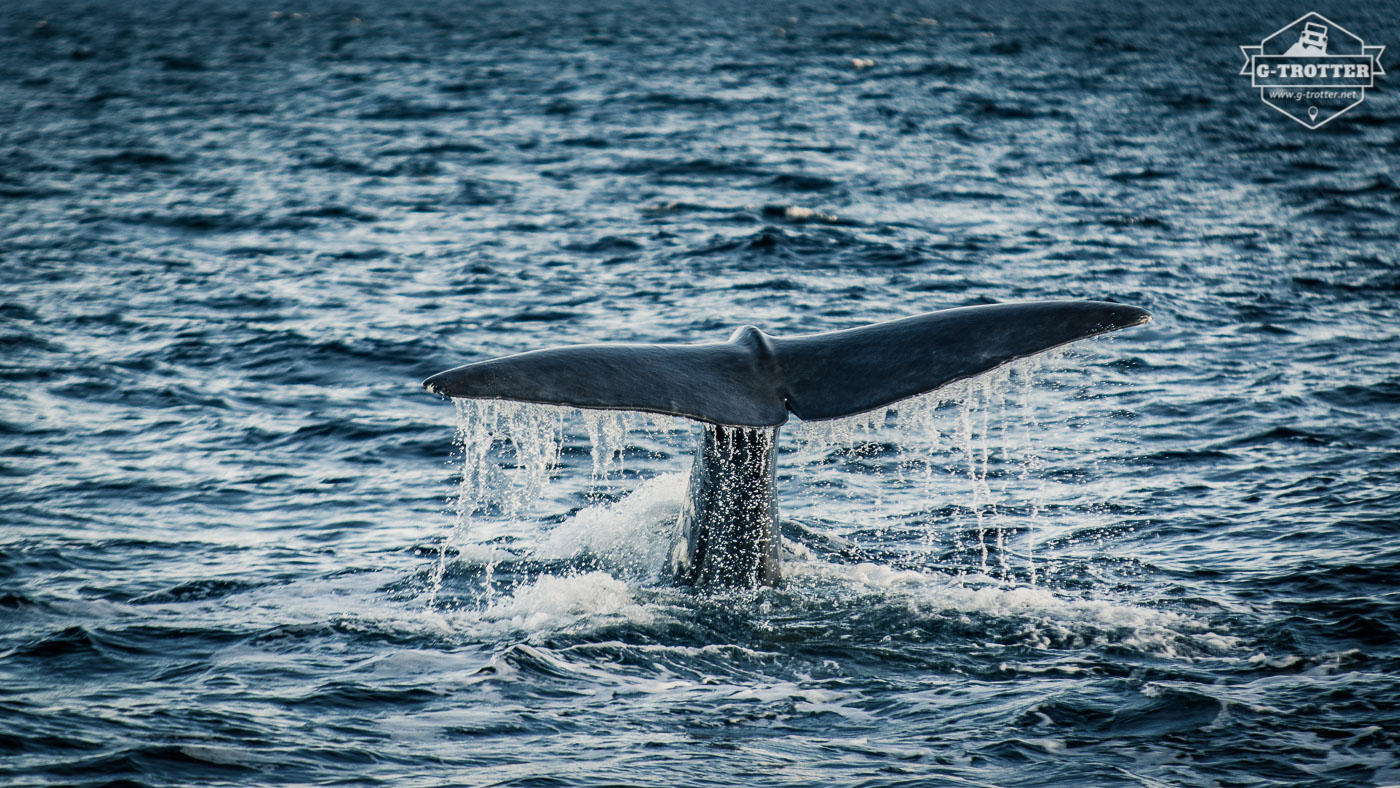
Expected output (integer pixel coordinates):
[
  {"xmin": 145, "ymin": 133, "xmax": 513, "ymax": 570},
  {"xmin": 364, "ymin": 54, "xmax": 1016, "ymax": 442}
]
[{"xmin": 1284, "ymin": 23, "xmax": 1329, "ymax": 56}]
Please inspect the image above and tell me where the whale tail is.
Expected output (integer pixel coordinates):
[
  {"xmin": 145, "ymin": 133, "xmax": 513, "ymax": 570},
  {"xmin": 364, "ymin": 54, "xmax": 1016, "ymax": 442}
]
[
  {"xmin": 422, "ymin": 300, "xmax": 1151, "ymax": 427},
  {"xmin": 424, "ymin": 299, "xmax": 1151, "ymax": 588}
]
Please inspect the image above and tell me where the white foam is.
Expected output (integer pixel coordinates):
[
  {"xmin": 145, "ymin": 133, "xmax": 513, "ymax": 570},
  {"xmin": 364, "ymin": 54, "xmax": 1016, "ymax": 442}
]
[
  {"xmin": 480, "ymin": 571, "xmax": 654, "ymax": 631},
  {"xmin": 788, "ymin": 560, "xmax": 1237, "ymax": 656},
  {"xmin": 537, "ymin": 473, "xmax": 687, "ymax": 580}
]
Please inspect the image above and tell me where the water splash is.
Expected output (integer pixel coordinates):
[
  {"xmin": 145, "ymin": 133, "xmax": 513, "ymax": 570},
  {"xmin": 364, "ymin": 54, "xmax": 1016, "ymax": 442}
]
[
  {"xmin": 538, "ymin": 473, "xmax": 687, "ymax": 582},
  {"xmin": 427, "ymin": 400, "xmax": 570, "ymax": 607},
  {"xmin": 480, "ymin": 571, "xmax": 656, "ymax": 632},
  {"xmin": 427, "ymin": 350, "xmax": 1096, "ymax": 605},
  {"xmin": 410, "ymin": 352, "xmax": 1228, "ymax": 659},
  {"xmin": 427, "ymin": 401, "xmax": 693, "ymax": 607}
]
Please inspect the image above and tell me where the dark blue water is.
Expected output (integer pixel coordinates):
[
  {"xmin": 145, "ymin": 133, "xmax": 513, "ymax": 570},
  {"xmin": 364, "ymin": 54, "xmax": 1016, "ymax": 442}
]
[{"xmin": 3, "ymin": 0, "xmax": 1398, "ymax": 785}]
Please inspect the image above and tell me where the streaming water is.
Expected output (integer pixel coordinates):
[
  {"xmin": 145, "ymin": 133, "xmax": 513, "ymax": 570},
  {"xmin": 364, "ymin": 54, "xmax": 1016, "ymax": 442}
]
[{"xmin": 432, "ymin": 351, "xmax": 1098, "ymax": 616}]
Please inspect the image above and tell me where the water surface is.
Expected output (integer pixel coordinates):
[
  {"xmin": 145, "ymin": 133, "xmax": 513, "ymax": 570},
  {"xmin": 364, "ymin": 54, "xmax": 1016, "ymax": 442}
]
[{"xmin": 2, "ymin": 0, "xmax": 1398, "ymax": 785}]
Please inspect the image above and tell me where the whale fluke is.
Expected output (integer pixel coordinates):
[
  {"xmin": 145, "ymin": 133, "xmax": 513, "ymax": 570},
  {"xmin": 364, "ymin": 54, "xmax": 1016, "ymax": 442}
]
[
  {"xmin": 423, "ymin": 300, "xmax": 1149, "ymax": 428},
  {"xmin": 424, "ymin": 300, "xmax": 1150, "ymax": 588}
]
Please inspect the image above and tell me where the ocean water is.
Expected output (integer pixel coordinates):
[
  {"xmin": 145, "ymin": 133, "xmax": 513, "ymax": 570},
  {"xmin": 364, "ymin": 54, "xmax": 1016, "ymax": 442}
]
[{"xmin": 2, "ymin": 0, "xmax": 1398, "ymax": 785}]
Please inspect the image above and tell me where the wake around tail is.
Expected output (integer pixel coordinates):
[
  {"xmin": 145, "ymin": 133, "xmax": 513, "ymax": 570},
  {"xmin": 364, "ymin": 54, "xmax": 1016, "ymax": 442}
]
[
  {"xmin": 422, "ymin": 300, "xmax": 1151, "ymax": 427},
  {"xmin": 423, "ymin": 299, "xmax": 1150, "ymax": 589}
]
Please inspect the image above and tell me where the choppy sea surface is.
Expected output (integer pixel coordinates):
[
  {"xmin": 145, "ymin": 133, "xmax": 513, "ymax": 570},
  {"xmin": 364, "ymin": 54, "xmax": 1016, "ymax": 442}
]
[{"xmin": 3, "ymin": 0, "xmax": 1398, "ymax": 785}]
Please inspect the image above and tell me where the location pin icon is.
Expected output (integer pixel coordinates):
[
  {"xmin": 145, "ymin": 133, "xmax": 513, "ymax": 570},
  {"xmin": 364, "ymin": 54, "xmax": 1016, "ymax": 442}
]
[{"xmin": 1308, "ymin": 106, "xmax": 1319, "ymax": 123}]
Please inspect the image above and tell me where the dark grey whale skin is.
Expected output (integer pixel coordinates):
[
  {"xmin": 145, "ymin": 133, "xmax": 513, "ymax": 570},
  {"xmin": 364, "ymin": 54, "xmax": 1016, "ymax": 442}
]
[
  {"xmin": 424, "ymin": 300, "xmax": 1151, "ymax": 588},
  {"xmin": 671, "ymin": 425, "xmax": 781, "ymax": 587}
]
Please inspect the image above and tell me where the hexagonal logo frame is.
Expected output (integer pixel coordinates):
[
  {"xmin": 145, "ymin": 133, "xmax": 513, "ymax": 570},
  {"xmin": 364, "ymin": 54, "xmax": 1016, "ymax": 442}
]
[{"xmin": 1240, "ymin": 12, "xmax": 1385, "ymax": 129}]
